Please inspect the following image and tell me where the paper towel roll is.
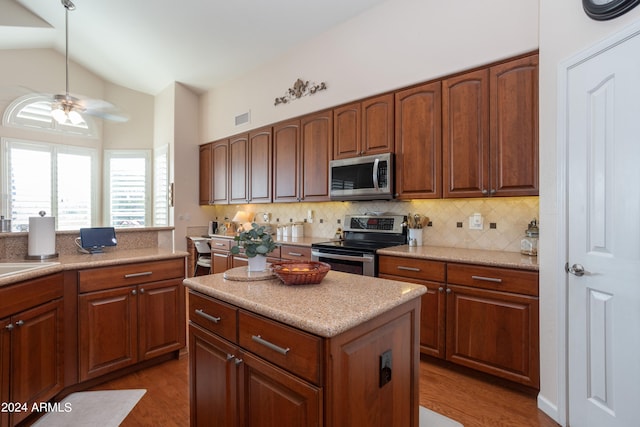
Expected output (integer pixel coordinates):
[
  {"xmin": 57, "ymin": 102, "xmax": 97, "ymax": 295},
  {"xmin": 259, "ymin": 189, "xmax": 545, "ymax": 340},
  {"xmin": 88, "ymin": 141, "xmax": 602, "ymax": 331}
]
[{"xmin": 28, "ymin": 215, "xmax": 57, "ymax": 258}]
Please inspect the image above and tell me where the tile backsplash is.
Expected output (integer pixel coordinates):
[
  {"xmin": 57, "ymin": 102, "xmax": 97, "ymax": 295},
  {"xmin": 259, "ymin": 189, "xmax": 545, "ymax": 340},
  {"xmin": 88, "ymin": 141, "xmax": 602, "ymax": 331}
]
[{"xmin": 211, "ymin": 196, "xmax": 539, "ymax": 253}]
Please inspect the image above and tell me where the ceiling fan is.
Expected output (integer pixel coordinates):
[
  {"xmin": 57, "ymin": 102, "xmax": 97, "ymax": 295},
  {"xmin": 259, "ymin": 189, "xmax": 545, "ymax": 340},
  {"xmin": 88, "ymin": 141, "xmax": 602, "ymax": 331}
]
[{"xmin": 51, "ymin": 0, "xmax": 128, "ymax": 124}]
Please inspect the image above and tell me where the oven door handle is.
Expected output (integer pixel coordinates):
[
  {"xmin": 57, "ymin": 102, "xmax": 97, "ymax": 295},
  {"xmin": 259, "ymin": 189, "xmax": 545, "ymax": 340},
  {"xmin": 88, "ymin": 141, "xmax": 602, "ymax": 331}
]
[{"xmin": 312, "ymin": 250, "xmax": 375, "ymax": 263}]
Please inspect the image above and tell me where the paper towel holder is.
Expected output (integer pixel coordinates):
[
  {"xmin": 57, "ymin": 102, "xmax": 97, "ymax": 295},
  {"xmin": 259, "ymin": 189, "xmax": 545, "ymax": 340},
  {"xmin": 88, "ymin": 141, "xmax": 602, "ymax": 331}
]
[{"xmin": 25, "ymin": 211, "xmax": 59, "ymax": 260}]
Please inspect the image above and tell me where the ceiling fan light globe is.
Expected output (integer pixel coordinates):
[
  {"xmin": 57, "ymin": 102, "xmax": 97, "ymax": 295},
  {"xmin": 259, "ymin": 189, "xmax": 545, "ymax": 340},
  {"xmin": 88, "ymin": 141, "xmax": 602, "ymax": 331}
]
[
  {"xmin": 52, "ymin": 107, "xmax": 68, "ymax": 124},
  {"xmin": 68, "ymin": 109, "xmax": 83, "ymax": 125}
]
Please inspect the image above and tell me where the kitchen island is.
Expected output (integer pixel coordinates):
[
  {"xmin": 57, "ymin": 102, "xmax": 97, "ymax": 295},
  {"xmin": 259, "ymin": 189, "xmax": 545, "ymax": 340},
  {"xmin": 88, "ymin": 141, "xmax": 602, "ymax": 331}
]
[{"xmin": 183, "ymin": 269, "xmax": 426, "ymax": 427}]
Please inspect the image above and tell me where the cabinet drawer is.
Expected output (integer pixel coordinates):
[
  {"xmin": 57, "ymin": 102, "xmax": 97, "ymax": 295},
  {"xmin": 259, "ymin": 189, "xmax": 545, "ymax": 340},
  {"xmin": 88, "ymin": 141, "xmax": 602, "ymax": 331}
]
[
  {"xmin": 239, "ymin": 310, "xmax": 322, "ymax": 385},
  {"xmin": 189, "ymin": 291, "xmax": 238, "ymax": 343},
  {"xmin": 446, "ymin": 263, "xmax": 538, "ymax": 296},
  {"xmin": 279, "ymin": 245, "xmax": 311, "ymax": 260},
  {"xmin": 0, "ymin": 273, "xmax": 63, "ymax": 318},
  {"xmin": 79, "ymin": 258, "xmax": 185, "ymax": 293},
  {"xmin": 378, "ymin": 255, "xmax": 445, "ymax": 282},
  {"xmin": 209, "ymin": 237, "xmax": 232, "ymax": 251}
]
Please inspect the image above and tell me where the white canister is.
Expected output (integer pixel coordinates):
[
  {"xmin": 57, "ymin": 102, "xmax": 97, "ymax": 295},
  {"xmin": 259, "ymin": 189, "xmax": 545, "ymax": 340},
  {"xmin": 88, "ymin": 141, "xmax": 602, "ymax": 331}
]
[
  {"xmin": 282, "ymin": 223, "xmax": 290, "ymax": 238},
  {"xmin": 292, "ymin": 222, "xmax": 304, "ymax": 238},
  {"xmin": 408, "ymin": 228, "xmax": 423, "ymax": 246}
]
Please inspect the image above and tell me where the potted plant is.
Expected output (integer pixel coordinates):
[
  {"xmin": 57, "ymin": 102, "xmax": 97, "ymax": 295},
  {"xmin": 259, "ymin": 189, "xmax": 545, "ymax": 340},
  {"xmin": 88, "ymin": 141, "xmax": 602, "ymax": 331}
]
[{"xmin": 230, "ymin": 223, "xmax": 277, "ymax": 271}]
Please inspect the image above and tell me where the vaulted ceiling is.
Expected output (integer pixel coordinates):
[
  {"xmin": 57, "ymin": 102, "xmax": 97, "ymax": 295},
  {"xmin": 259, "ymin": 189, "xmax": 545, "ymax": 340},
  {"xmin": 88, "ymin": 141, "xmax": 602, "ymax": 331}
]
[{"xmin": 0, "ymin": 0, "xmax": 386, "ymax": 95}]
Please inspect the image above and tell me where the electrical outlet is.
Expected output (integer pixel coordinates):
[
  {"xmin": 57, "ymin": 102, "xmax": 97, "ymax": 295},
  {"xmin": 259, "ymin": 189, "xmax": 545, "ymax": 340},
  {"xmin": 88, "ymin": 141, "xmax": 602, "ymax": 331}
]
[
  {"xmin": 379, "ymin": 349, "xmax": 392, "ymax": 387},
  {"xmin": 469, "ymin": 213, "xmax": 483, "ymax": 230},
  {"xmin": 307, "ymin": 209, "xmax": 314, "ymax": 223}
]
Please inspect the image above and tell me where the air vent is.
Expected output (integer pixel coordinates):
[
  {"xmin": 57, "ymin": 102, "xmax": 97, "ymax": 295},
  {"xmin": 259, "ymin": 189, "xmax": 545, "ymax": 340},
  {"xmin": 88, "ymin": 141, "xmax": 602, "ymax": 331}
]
[{"xmin": 234, "ymin": 111, "xmax": 250, "ymax": 126}]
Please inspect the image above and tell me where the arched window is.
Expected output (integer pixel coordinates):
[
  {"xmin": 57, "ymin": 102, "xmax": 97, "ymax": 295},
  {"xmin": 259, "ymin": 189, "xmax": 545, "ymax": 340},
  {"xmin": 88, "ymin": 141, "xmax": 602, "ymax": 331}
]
[{"xmin": 2, "ymin": 94, "xmax": 98, "ymax": 138}]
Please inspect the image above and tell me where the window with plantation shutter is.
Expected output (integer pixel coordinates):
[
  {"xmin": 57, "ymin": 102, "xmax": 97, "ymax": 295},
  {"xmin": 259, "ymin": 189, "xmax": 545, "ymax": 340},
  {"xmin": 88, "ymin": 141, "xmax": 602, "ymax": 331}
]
[
  {"xmin": 153, "ymin": 145, "xmax": 169, "ymax": 226},
  {"xmin": 1, "ymin": 140, "xmax": 97, "ymax": 231},
  {"xmin": 104, "ymin": 150, "xmax": 151, "ymax": 228}
]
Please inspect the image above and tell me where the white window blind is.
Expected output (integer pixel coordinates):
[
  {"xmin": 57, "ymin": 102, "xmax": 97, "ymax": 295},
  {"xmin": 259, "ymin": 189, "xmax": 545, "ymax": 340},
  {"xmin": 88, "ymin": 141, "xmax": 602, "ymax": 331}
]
[
  {"xmin": 105, "ymin": 151, "xmax": 151, "ymax": 228},
  {"xmin": 153, "ymin": 145, "xmax": 169, "ymax": 226},
  {"xmin": 2, "ymin": 140, "xmax": 97, "ymax": 231}
]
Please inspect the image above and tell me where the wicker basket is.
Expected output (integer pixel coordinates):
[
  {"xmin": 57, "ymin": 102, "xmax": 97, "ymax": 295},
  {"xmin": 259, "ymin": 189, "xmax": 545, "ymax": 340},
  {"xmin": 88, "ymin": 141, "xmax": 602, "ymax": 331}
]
[{"xmin": 270, "ymin": 261, "xmax": 331, "ymax": 285}]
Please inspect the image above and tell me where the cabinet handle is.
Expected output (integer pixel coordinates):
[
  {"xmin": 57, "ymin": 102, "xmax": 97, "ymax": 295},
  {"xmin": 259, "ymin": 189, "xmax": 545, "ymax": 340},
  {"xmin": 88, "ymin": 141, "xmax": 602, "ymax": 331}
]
[
  {"xmin": 124, "ymin": 271, "xmax": 153, "ymax": 279},
  {"xmin": 5, "ymin": 323, "xmax": 14, "ymax": 330},
  {"xmin": 132, "ymin": 289, "xmax": 137, "ymax": 295},
  {"xmin": 226, "ymin": 353, "xmax": 235, "ymax": 361},
  {"xmin": 481, "ymin": 189, "xmax": 488, "ymax": 195},
  {"xmin": 438, "ymin": 287, "xmax": 444, "ymax": 293},
  {"xmin": 195, "ymin": 309, "xmax": 221, "ymax": 323},
  {"xmin": 214, "ymin": 243, "xmax": 226, "ymax": 247},
  {"xmin": 397, "ymin": 266, "xmax": 420, "ymax": 272},
  {"xmin": 446, "ymin": 288, "xmax": 452, "ymax": 294},
  {"xmin": 490, "ymin": 189, "xmax": 496, "ymax": 195},
  {"xmin": 287, "ymin": 252, "xmax": 303, "ymax": 257},
  {"xmin": 471, "ymin": 275, "xmax": 502, "ymax": 283},
  {"xmin": 139, "ymin": 288, "xmax": 145, "ymax": 294},
  {"xmin": 15, "ymin": 320, "xmax": 24, "ymax": 326},
  {"xmin": 234, "ymin": 358, "xmax": 244, "ymax": 366},
  {"xmin": 252, "ymin": 335, "xmax": 290, "ymax": 355}
]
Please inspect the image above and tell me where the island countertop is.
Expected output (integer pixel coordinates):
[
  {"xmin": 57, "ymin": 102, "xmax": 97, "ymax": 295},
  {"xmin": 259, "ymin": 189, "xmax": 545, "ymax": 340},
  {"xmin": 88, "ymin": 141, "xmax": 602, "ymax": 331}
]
[{"xmin": 183, "ymin": 270, "xmax": 426, "ymax": 338}]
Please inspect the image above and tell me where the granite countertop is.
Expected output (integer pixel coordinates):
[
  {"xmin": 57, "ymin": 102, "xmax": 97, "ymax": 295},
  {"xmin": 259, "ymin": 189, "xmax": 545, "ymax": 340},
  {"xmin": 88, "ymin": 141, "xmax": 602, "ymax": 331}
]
[
  {"xmin": 183, "ymin": 270, "xmax": 426, "ymax": 338},
  {"xmin": 0, "ymin": 248, "xmax": 188, "ymax": 288},
  {"xmin": 377, "ymin": 245, "xmax": 539, "ymax": 271}
]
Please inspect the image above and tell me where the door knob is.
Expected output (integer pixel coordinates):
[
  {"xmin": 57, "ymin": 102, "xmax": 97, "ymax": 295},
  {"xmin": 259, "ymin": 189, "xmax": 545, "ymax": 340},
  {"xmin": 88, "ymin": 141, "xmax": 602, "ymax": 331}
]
[{"xmin": 565, "ymin": 263, "xmax": 585, "ymax": 277}]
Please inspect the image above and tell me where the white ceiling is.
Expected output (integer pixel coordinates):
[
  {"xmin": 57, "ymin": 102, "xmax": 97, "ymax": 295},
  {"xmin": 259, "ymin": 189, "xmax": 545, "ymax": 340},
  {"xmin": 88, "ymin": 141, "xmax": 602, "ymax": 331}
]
[{"xmin": 1, "ymin": 0, "xmax": 386, "ymax": 95}]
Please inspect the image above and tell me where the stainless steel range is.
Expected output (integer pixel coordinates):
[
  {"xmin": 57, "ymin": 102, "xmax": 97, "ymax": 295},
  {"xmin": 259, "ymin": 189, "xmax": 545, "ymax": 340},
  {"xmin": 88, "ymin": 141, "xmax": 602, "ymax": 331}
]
[{"xmin": 311, "ymin": 214, "xmax": 407, "ymax": 276}]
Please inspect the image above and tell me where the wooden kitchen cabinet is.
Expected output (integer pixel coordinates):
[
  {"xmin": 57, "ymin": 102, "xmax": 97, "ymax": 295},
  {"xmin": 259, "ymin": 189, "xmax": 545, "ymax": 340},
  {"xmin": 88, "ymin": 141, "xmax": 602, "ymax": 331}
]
[
  {"xmin": 378, "ymin": 256, "xmax": 446, "ymax": 358},
  {"xmin": 445, "ymin": 263, "xmax": 539, "ymax": 388},
  {"xmin": 77, "ymin": 258, "xmax": 186, "ymax": 382},
  {"xmin": 248, "ymin": 127, "xmax": 273, "ymax": 203},
  {"xmin": 188, "ymin": 292, "xmax": 321, "ymax": 427},
  {"xmin": 394, "ymin": 81, "xmax": 442, "ymax": 199},
  {"xmin": 198, "ymin": 143, "xmax": 212, "ymax": 205},
  {"xmin": 333, "ymin": 93, "xmax": 394, "ymax": 159},
  {"xmin": 279, "ymin": 244, "xmax": 311, "ymax": 261},
  {"xmin": 0, "ymin": 273, "xmax": 64, "ymax": 427},
  {"xmin": 378, "ymin": 255, "xmax": 540, "ymax": 388},
  {"xmin": 442, "ymin": 54, "xmax": 538, "ymax": 198},
  {"xmin": 188, "ymin": 289, "xmax": 420, "ymax": 427},
  {"xmin": 273, "ymin": 111, "xmax": 332, "ymax": 202},
  {"xmin": 229, "ymin": 134, "xmax": 249, "ymax": 204}
]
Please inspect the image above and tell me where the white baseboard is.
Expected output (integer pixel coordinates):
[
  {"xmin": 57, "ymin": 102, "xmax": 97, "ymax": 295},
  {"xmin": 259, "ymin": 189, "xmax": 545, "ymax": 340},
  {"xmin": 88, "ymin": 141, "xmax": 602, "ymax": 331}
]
[{"xmin": 537, "ymin": 394, "xmax": 563, "ymax": 426}]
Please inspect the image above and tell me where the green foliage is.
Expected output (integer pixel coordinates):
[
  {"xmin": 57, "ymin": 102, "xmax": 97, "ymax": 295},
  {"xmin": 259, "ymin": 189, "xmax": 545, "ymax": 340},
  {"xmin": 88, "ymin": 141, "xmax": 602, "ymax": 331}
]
[{"xmin": 230, "ymin": 223, "xmax": 276, "ymax": 258}]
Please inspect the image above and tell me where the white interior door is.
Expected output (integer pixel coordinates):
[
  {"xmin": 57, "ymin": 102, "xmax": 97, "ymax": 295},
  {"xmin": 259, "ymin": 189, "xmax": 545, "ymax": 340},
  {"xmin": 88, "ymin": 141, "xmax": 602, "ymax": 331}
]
[{"xmin": 566, "ymin": 29, "xmax": 640, "ymax": 426}]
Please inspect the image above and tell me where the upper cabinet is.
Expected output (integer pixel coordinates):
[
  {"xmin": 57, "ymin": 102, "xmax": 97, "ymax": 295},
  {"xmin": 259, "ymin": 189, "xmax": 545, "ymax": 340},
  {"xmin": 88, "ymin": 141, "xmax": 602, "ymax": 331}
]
[
  {"xmin": 247, "ymin": 127, "xmax": 273, "ymax": 203},
  {"xmin": 198, "ymin": 143, "xmax": 212, "ymax": 205},
  {"xmin": 333, "ymin": 93, "xmax": 394, "ymax": 159},
  {"xmin": 229, "ymin": 134, "xmax": 249, "ymax": 204},
  {"xmin": 211, "ymin": 139, "xmax": 230, "ymax": 204},
  {"xmin": 273, "ymin": 111, "xmax": 332, "ymax": 203},
  {"xmin": 443, "ymin": 54, "xmax": 539, "ymax": 198},
  {"xmin": 395, "ymin": 81, "xmax": 442, "ymax": 199}
]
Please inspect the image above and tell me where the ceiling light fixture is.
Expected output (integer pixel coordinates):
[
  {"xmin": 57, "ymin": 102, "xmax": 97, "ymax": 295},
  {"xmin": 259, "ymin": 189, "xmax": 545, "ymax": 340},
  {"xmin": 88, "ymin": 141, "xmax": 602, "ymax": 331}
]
[{"xmin": 51, "ymin": 0, "xmax": 83, "ymax": 125}]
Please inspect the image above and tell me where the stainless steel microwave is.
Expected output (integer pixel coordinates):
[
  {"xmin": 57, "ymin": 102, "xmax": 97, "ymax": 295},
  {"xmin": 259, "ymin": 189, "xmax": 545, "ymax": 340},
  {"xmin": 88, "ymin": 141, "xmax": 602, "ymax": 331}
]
[{"xmin": 329, "ymin": 153, "xmax": 393, "ymax": 201}]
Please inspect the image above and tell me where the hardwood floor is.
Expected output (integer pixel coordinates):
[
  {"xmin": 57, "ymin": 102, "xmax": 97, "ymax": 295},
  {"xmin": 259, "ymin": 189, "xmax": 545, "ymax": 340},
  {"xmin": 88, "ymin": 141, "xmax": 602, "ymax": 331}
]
[{"xmin": 91, "ymin": 353, "xmax": 559, "ymax": 426}]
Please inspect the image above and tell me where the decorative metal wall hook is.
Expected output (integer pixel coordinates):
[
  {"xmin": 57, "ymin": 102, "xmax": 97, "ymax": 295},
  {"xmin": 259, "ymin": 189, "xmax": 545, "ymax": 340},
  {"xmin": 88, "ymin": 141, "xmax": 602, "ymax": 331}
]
[{"xmin": 274, "ymin": 78, "xmax": 327, "ymax": 106}]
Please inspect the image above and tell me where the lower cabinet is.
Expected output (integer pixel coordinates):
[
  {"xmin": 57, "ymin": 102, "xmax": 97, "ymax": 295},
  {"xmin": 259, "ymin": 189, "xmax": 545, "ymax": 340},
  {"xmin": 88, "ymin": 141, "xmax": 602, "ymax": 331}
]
[
  {"xmin": 378, "ymin": 255, "xmax": 539, "ymax": 388},
  {"xmin": 188, "ymin": 289, "xmax": 420, "ymax": 427},
  {"xmin": 77, "ymin": 259, "xmax": 186, "ymax": 382},
  {"xmin": 0, "ymin": 273, "xmax": 64, "ymax": 427}
]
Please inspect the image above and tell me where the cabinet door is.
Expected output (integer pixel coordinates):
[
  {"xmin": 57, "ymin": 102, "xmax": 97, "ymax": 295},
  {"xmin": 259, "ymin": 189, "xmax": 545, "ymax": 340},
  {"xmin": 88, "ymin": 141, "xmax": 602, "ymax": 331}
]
[
  {"xmin": 10, "ymin": 299, "xmax": 64, "ymax": 426},
  {"xmin": 445, "ymin": 284, "xmax": 539, "ymax": 388},
  {"xmin": 0, "ymin": 318, "xmax": 8, "ymax": 427},
  {"xmin": 362, "ymin": 93, "xmax": 394, "ymax": 155},
  {"xmin": 199, "ymin": 143, "xmax": 212, "ymax": 205},
  {"xmin": 333, "ymin": 102, "xmax": 361, "ymax": 159},
  {"xmin": 78, "ymin": 286, "xmax": 138, "ymax": 381},
  {"xmin": 442, "ymin": 69, "xmax": 490, "ymax": 198},
  {"xmin": 138, "ymin": 279, "xmax": 186, "ymax": 360},
  {"xmin": 211, "ymin": 251, "xmax": 231, "ymax": 274},
  {"xmin": 300, "ymin": 110, "xmax": 332, "ymax": 201},
  {"xmin": 231, "ymin": 255, "xmax": 248, "ymax": 269},
  {"xmin": 248, "ymin": 127, "xmax": 273, "ymax": 203},
  {"xmin": 395, "ymin": 81, "xmax": 442, "ymax": 199},
  {"xmin": 212, "ymin": 140, "xmax": 230, "ymax": 204},
  {"xmin": 490, "ymin": 54, "xmax": 539, "ymax": 196},
  {"xmin": 238, "ymin": 350, "xmax": 321, "ymax": 427},
  {"xmin": 189, "ymin": 324, "xmax": 238, "ymax": 427},
  {"xmin": 273, "ymin": 120, "xmax": 300, "ymax": 202},
  {"xmin": 419, "ymin": 284, "xmax": 446, "ymax": 359},
  {"xmin": 229, "ymin": 134, "xmax": 249, "ymax": 204}
]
